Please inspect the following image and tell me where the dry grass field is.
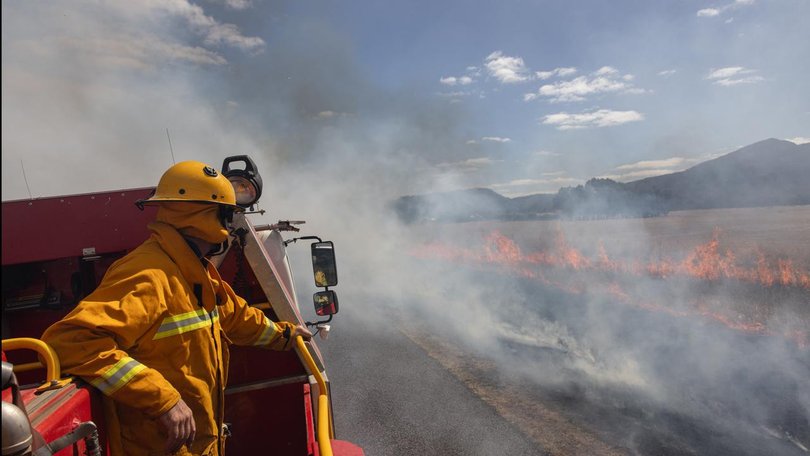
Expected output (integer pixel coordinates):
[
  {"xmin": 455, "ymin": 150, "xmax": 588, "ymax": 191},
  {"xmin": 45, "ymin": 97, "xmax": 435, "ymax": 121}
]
[
  {"xmin": 403, "ymin": 205, "xmax": 810, "ymax": 455},
  {"xmin": 411, "ymin": 205, "xmax": 810, "ymax": 270},
  {"xmin": 409, "ymin": 205, "xmax": 810, "ymax": 344}
]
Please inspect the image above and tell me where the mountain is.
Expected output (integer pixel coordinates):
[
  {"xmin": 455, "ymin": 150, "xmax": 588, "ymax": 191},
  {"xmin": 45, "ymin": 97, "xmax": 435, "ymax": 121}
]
[
  {"xmin": 627, "ymin": 138, "xmax": 810, "ymax": 210},
  {"xmin": 393, "ymin": 138, "xmax": 810, "ymax": 223}
]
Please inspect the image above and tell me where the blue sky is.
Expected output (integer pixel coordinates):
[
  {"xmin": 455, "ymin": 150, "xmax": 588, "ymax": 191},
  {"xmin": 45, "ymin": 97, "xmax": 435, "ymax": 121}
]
[{"xmin": 2, "ymin": 0, "xmax": 809, "ymax": 200}]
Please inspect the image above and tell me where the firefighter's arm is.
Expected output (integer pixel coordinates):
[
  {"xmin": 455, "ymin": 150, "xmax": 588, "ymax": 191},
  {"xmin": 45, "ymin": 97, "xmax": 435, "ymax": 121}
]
[
  {"xmin": 41, "ymin": 269, "xmax": 181, "ymax": 418},
  {"xmin": 217, "ymin": 281, "xmax": 310, "ymax": 350}
]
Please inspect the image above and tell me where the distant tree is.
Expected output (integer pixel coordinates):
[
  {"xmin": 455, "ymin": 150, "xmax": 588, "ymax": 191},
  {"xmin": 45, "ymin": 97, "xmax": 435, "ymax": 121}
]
[{"xmin": 554, "ymin": 178, "xmax": 669, "ymax": 219}]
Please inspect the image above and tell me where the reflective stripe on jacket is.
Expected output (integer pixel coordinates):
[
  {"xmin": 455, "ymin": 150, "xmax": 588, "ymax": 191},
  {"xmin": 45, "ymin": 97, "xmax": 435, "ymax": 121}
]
[{"xmin": 42, "ymin": 221, "xmax": 296, "ymax": 455}]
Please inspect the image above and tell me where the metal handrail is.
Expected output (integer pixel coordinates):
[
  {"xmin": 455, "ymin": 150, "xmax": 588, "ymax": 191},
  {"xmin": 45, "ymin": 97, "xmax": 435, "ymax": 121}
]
[
  {"xmin": 1, "ymin": 337, "xmax": 61, "ymax": 382},
  {"xmin": 295, "ymin": 335, "xmax": 334, "ymax": 456}
]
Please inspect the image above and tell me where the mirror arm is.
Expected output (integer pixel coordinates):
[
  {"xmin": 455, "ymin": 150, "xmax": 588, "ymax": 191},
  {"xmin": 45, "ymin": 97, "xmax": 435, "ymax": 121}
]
[
  {"xmin": 305, "ymin": 314, "xmax": 333, "ymax": 327},
  {"xmin": 283, "ymin": 235, "xmax": 322, "ymax": 247}
]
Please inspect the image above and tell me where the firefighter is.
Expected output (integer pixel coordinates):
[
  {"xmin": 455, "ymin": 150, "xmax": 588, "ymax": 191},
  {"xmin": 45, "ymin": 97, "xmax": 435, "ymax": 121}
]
[{"xmin": 42, "ymin": 161, "xmax": 312, "ymax": 456}]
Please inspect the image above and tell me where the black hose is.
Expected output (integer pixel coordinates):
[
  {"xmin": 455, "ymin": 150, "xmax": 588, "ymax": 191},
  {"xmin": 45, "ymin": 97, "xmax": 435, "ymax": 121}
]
[{"xmin": 34, "ymin": 421, "xmax": 99, "ymax": 456}]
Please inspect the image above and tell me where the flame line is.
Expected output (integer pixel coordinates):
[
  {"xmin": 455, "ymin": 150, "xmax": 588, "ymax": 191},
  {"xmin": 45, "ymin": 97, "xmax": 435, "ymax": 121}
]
[{"xmin": 409, "ymin": 229, "xmax": 810, "ymax": 349}]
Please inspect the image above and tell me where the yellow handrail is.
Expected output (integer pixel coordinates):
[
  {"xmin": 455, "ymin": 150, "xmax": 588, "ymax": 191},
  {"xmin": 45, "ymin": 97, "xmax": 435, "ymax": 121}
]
[
  {"xmin": 2, "ymin": 337, "xmax": 61, "ymax": 382},
  {"xmin": 295, "ymin": 335, "xmax": 333, "ymax": 456}
]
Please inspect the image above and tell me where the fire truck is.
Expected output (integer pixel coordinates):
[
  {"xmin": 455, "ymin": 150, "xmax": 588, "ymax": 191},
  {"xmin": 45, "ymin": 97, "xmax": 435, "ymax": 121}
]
[{"xmin": 1, "ymin": 156, "xmax": 364, "ymax": 456}]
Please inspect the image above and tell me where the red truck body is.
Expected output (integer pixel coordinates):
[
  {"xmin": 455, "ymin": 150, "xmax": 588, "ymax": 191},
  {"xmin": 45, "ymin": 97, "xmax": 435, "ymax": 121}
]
[{"xmin": 1, "ymin": 188, "xmax": 362, "ymax": 456}]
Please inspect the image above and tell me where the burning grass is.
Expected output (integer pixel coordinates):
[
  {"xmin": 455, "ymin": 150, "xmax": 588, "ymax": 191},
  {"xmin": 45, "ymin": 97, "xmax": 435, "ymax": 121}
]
[
  {"xmin": 398, "ymin": 207, "xmax": 810, "ymax": 454},
  {"xmin": 408, "ymin": 207, "xmax": 810, "ymax": 348}
]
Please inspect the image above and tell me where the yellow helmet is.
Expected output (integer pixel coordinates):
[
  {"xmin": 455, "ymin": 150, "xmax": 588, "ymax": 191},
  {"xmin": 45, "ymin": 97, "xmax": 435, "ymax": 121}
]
[{"xmin": 139, "ymin": 161, "xmax": 240, "ymax": 208}]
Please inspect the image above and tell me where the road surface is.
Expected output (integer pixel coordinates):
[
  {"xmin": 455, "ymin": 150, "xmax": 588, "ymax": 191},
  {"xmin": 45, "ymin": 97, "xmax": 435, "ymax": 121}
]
[{"xmin": 319, "ymin": 311, "xmax": 545, "ymax": 456}]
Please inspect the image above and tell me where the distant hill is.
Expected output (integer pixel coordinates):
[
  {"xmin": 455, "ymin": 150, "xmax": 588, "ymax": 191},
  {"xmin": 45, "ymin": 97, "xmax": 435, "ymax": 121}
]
[
  {"xmin": 392, "ymin": 188, "xmax": 511, "ymax": 223},
  {"xmin": 393, "ymin": 138, "xmax": 810, "ymax": 223},
  {"xmin": 627, "ymin": 138, "xmax": 810, "ymax": 210}
]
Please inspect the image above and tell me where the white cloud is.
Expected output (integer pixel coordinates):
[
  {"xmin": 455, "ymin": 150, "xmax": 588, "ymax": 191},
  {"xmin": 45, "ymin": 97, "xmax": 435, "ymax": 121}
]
[
  {"xmin": 542, "ymin": 109, "xmax": 644, "ymax": 130},
  {"xmin": 532, "ymin": 150, "xmax": 561, "ymax": 157},
  {"xmin": 600, "ymin": 169, "xmax": 676, "ymax": 181},
  {"xmin": 481, "ymin": 136, "xmax": 512, "ymax": 143},
  {"xmin": 557, "ymin": 67, "xmax": 577, "ymax": 77},
  {"xmin": 527, "ymin": 67, "xmax": 644, "ymax": 103},
  {"xmin": 615, "ymin": 157, "xmax": 689, "ymax": 171},
  {"xmin": 594, "ymin": 66, "xmax": 620, "ymax": 76},
  {"xmin": 788, "ymin": 137, "xmax": 810, "ymax": 145},
  {"xmin": 607, "ymin": 153, "xmax": 725, "ymax": 181},
  {"xmin": 537, "ymin": 76, "xmax": 626, "ymax": 102},
  {"xmin": 535, "ymin": 67, "xmax": 577, "ymax": 80},
  {"xmin": 697, "ymin": 8, "xmax": 721, "ymax": 17},
  {"xmin": 697, "ymin": 0, "xmax": 755, "ymax": 18},
  {"xmin": 439, "ymin": 69, "xmax": 476, "ymax": 87},
  {"xmin": 436, "ymin": 157, "xmax": 502, "ymax": 172},
  {"xmin": 440, "ymin": 75, "xmax": 472, "ymax": 86},
  {"xmin": 463, "ymin": 157, "xmax": 499, "ymax": 167},
  {"xmin": 490, "ymin": 176, "xmax": 582, "ymax": 196},
  {"xmin": 713, "ymin": 76, "xmax": 764, "ymax": 86},
  {"xmin": 658, "ymin": 69, "xmax": 677, "ymax": 77},
  {"xmin": 315, "ymin": 110, "xmax": 351, "ymax": 119},
  {"xmin": 485, "ymin": 51, "xmax": 531, "ymax": 83},
  {"xmin": 707, "ymin": 67, "xmax": 745, "ymax": 79},
  {"xmin": 706, "ymin": 66, "xmax": 764, "ymax": 86}
]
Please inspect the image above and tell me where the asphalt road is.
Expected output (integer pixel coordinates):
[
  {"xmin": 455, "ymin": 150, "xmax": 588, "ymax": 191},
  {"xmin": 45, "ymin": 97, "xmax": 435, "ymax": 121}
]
[{"xmin": 319, "ymin": 313, "xmax": 545, "ymax": 456}]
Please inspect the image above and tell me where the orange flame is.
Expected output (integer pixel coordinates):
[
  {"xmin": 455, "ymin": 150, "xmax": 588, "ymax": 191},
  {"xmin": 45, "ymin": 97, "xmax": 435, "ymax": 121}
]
[{"xmin": 409, "ymin": 227, "xmax": 810, "ymax": 348}]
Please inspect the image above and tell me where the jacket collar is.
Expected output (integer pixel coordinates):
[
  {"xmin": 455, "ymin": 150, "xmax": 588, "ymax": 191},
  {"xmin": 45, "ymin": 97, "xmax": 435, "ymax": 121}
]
[{"xmin": 148, "ymin": 222, "xmax": 221, "ymax": 311}]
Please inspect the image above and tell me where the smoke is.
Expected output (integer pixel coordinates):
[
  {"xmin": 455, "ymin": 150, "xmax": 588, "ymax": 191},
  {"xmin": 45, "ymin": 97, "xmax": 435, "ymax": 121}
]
[
  {"xmin": 3, "ymin": 2, "xmax": 809, "ymax": 454},
  {"xmin": 403, "ymin": 213, "xmax": 810, "ymax": 453}
]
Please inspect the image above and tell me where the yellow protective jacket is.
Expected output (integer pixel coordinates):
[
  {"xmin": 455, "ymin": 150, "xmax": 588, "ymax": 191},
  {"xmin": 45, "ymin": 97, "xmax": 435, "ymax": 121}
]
[{"xmin": 42, "ymin": 222, "xmax": 297, "ymax": 456}]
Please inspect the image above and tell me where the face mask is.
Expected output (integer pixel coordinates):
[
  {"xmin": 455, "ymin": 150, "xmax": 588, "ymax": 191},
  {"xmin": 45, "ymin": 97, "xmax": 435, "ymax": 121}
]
[{"xmin": 156, "ymin": 202, "xmax": 230, "ymax": 244}]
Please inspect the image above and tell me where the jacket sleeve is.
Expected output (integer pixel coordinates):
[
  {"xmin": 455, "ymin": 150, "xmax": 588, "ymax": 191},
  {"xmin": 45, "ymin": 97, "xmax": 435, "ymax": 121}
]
[
  {"xmin": 217, "ymin": 281, "xmax": 297, "ymax": 351},
  {"xmin": 42, "ymin": 267, "xmax": 181, "ymax": 419}
]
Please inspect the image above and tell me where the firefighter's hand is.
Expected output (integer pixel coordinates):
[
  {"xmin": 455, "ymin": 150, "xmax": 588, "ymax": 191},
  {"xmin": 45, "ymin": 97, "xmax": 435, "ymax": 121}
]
[
  {"xmin": 159, "ymin": 398, "xmax": 195, "ymax": 454},
  {"xmin": 293, "ymin": 325, "xmax": 313, "ymax": 341}
]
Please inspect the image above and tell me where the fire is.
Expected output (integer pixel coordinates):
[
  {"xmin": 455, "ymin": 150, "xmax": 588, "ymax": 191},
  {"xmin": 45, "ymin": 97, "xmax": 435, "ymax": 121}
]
[
  {"xmin": 484, "ymin": 231, "xmax": 522, "ymax": 264},
  {"xmin": 482, "ymin": 227, "xmax": 810, "ymax": 289},
  {"xmin": 409, "ymin": 228, "xmax": 810, "ymax": 348},
  {"xmin": 755, "ymin": 251, "xmax": 775, "ymax": 287},
  {"xmin": 682, "ymin": 229, "xmax": 734, "ymax": 280}
]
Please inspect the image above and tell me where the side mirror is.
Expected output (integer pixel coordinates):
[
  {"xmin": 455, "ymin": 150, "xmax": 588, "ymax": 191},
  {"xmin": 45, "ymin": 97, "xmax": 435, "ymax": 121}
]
[
  {"xmin": 311, "ymin": 241, "xmax": 338, "ymax": 288},
  {"xmin": 313, "ymin": 290, "xmax": 339, "ymax": 316}
]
